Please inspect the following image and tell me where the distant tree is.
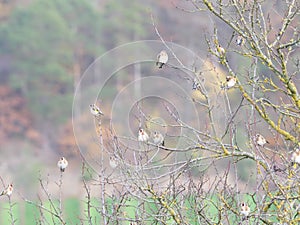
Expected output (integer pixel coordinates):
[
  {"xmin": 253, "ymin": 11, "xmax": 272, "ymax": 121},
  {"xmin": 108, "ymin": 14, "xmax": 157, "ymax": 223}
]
[
  {"xmin": 0, "ymin": 85, "xmax": 39, "ymax": 143},
  {"xmin": 0, "ymin": 1, "xmax": 73, "ymax": 123},
  {"xmin": 100, "ymin": 0, "xmax": 149, "ymax": 46},
  {"xmin": 0, "ymin": 0, "xmax": 103, "ymax": 141}
]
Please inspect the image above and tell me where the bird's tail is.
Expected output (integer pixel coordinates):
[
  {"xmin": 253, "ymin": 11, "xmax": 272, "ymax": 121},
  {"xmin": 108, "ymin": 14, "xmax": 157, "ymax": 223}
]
[{"xmin": 156, "ymin": 62, "xmax": 163, "ymax": 68}]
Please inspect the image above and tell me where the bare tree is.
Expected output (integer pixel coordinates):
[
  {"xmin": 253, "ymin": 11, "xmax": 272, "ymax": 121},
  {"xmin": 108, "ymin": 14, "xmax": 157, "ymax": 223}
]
[
  {"xmin": 4, "ymin": 1, "xmax": 299, "ymax": 224},
  {"xmin": 87, "ymin": 0, "xmax": 299, "ymax": 224}
]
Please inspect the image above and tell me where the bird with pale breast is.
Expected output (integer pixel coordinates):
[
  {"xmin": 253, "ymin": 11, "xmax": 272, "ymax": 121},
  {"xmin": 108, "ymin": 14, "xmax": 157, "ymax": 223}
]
[
  {"xmin": 0, "ymin": 184, "xmax": 13, "ymax": 197},
  {"xmin": 291, "ymin": 148, "xmax": 300, "ymax": 164},
  {"xmin": 152, "ymin": 131, "xmax": 164, "ymax": 146},
  {"xmin": 89, "ymin": 103, "xmax": 104, "ymax": 116},
  {"xmin": 224, "ymin": 76, "xmax": 236, "ymax": 89},
  {"xmin": 236, "ymin": 35, "xmax": 245, "ymax": 46},
  {"xmin": 240, "ymin": 202, "xmax": 250, "ymax": 217},
  {"xmin": 156, "ymin": 50, "xmax": 168, "ymax": 69},
  {"xmin": 217, "ymin": 44, "xmax": 225, "ymax": 56},
  {"xmin": 255, "ymin": 133, "xmax": 269, "ymax": 146},
  {"xmin": 109, "ymin": 156, "xmax": 118, "ymax": 169},
  {"xmin": 138, "ymin": 128, "xmax": 149, "ymax": 143},
  {"xmin": 192, "ymin": 78, "xmax": 201, "ymax": 90},
  {"xmin": 57, "ymin": 157, "xmax": 68, "ymax": 172}
]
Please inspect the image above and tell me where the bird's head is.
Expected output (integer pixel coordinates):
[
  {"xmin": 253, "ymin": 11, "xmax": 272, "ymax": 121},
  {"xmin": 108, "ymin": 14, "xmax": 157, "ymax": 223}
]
[
  {"xmin": 255, "ymin": 134, "xmax": 261, "ymax": 139},
  {"xmin": 241, "ymin": 202, "xmax": 246, "ymax": 207}
]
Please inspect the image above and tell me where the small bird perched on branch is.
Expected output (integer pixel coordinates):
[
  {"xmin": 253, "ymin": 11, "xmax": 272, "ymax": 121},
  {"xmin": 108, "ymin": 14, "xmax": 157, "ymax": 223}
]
[
  {"xmin": 240, "ymin": 202, "xmax": 250, "ymax": 217},
  {"xmin": 236, "ymin": 35, "xmax": 245, "ymax": 46},
  {"xmin": 192, "ymin": 78, "xmax": 201, "ymax": 90},
  {"xmin": 255, "ymin": 134, "xmax": 269, "ymax": 146},
  {"xmin": 217, "ymin": 44, "xmax": 225, "ymax": 56},
  {"xmin": 90, "ymin": 104, "xmax": 104, "ymax": 116},
  {"xmin": 156, "ymin": 50, "xmax": 168, "ymax": 68},
  {"xmin": 152, "ymin": 131, "xmax": 164, "ymax": 146},
  {"xmin": 138, "ymin": 128, "xmax": 149, "ymax": 143},
  {"xmin": 222, "ymin": 76, "xmax": 236, "ymax": 89},
  {"xmin": 0, "ymin": 184, "xmax": 13, "ymax": 197},
  {"xmin": 109, "ymin": 156, "xmax": 118, "ymax": 169},
  {"xmin": 57, "ymin": 157, "xmax": 68, "ymax": 172},
  {"xmin": 291, "ymin": 148, "xmax": 300, "ymax": 165}
]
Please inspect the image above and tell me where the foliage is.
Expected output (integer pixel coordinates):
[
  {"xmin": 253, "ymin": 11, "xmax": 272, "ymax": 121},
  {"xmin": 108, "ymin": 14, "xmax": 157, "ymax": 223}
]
[
  {"xmin": 0, "ymin": 85, "xmax": 39, "ymax": 142},
  {"xmin": 0, "ymin": 0, "xmax": 102, "ymax": 127}
]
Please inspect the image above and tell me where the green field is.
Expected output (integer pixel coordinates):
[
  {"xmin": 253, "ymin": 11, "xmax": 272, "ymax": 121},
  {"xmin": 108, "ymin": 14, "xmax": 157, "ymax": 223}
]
[{"xmin": 0, "ymin": 195, "xmax": 281, "ymax": 224}]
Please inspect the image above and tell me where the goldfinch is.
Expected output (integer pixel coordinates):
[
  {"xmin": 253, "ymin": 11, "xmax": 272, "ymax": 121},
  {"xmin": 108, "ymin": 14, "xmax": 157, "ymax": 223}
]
[
  {"xmin": 109, "ymin": 156, "xmax": 118, "ymax": 169},
  {"xmin": 255, "ymin": 134, "xmax": 269, "ymax": 146},
  {"xmin": 217, "ymin": 44, "xmax": 225, "ymax": 56},
  {"xmin": 240, "ymin": 202, "xmax": 250, "ymax": 217},
  {"xmin": 138, "ymin": 128, "xmax": 149, "ymax": 142},
  {"xmin": 57, "ymin": 157, "xmax": 68, "ymax": 172},
  {"xmin": 152, "ymin": 131, "xmax": 164, "ymax": 146},
  {"xmin": 192, "ymin": 78, "xmax": 201, "ymax": 90},
  {"xmin": 291, "ymin": 148, "xmax": 300, "ymax": 164},
  {"xmin": 0, "ymin": 184, "xmax": 13, "ymax": 197},
  {"xmin": 236, "ymin": 35, "xmax": 245, "ymax": 46},
  {"xmin": 224, "ymin": 76, "xmax": 236, "ymax": 89},
  {"xmin": 156, "ymin": 50, "xmax": 168, "ymax": 68},
  {"xmin": 89, "ymin": 104, "xmax": 104, "ymax": 116}
]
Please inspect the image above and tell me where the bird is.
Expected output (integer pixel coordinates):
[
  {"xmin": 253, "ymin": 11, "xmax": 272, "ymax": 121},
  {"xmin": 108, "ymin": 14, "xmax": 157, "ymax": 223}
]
[
  {"xmin": 192, "ymin": 78, "xmax": 201, "ymax": 90},
  {"xmin": 156, "ymin": 50, "xmax": 168, "ymax": 68},
  {"xmin": 240, "ymin": 202, "xmax": 250, "ymax": 217},
  {"xmin": 152, "ymin": 131, "xmax": 164, "ymax": 146},
  {"xmin": 255, "ymin": 134, "xmax": 269, "ymax": 146},
  {"xmin": 217, "ymin": 44, "xmax": 225, "ymax": 56},
  {"xmin": 236, "ymin": 35, "xmax": 245, "ymax": 46},
  {"xmin": 138, "ymin": 128, "xmax": 149, "ymax": 142},
  {"xmin": 89, "ymin": 104, "xmax": 104, "ymax": 116},
  {"xmin": 224, "ymin": 76, "xmax": 236, "ymax": 89},
  {"xmin": 109, "ymin": 156, "xmax": 118, "ymax": 169},
  {"xmin": 0, "ymin": 184, "xmax": 13, "ymax": 197},
  {"xmin": 291, "ymin": 148, "xmax": 300, "ymax": 165},
  {"xmin": 57, "ymin": 157, "xmax": 68, "ymax": 172}
]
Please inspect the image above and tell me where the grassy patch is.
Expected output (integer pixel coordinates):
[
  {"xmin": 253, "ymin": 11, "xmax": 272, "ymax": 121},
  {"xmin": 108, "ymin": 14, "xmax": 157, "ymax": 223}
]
[{"xmin": 64, "ymin": 198, "xmax": 81, "ymax": 224}]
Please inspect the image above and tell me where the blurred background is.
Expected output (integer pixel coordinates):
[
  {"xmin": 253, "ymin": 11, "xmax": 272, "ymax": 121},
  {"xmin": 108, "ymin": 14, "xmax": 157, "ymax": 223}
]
[
  {"xmin": 0, "ymin": 0, "xmax": 215, "ymax": 198},
  {"xmin": 0, "ymin": 0, "xmax": 286, "ymax": 201}
]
